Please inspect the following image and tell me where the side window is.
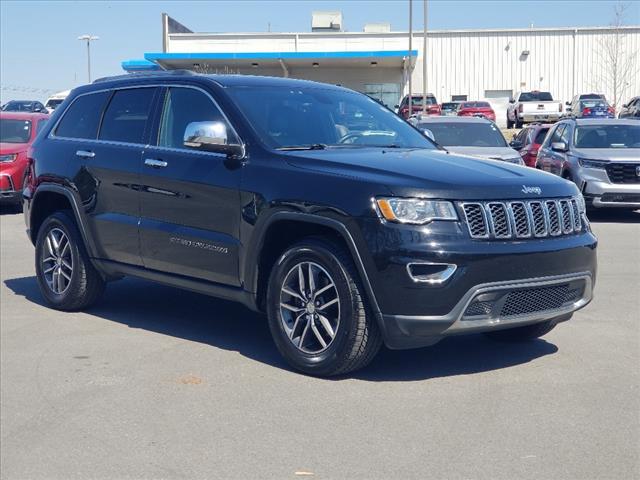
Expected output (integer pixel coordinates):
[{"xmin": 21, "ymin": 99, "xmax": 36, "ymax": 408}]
[
  {"xmin": 560, "ymin": 124, "xmax": 571, "ymax": 145},
  {"xmin": 550, "ymin": 125, "xmax": 565, "ymax": 144},
  {"xmin": 157, "ymin": 87, "xmax": 237, "ymax": 150},
  {"xmin": 99, "ymin": 88, "xmax": 156, "ymax": 144},
  {"xmin": 55, "ymin": 91, "xmax": 109, "ymax": 139}
]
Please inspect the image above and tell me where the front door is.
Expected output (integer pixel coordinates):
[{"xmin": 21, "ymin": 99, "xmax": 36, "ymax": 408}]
[{"xmin": 138, "ymin": 86, "xmax": 242, "ymax": 286}]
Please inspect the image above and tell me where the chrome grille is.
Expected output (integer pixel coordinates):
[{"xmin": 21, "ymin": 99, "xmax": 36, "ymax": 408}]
[
  {"xmin": 529, "ymin": 201, "xmax": 547, "ymax": 237},
  {"xmin": 462, "ymin": 203, "xmax": 489, "ymax": 238},
  {"xmin": 462, "ymin": 198, "xmax": 583, "ymax": 240},
  {"xmin": 486, "ymin": 203, "xmax": 511, "ymax": 238},
  {"xmin": 510, "ymin": 202, "xmax": 531, "ymax": 238}
]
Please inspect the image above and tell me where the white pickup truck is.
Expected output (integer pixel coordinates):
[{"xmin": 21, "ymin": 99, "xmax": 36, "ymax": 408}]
[{"xmin": 507, "ymin": 91, "xmax": 563, "ymax": 128}]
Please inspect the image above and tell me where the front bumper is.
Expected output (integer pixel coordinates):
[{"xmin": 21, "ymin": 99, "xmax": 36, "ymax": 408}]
[
  {"xmin": 382, "ymin": 272, "xmax": 592, "ymax": 349},
  {"xmin": 355, "ymin": 218, "xmax": 597, "ymax": 349},
  {"xmin": 577, "ymin": 167, "xmax": 640, "ymax": 208},
  {"xmin": 0, "ymin": 173, "xmax": 22, "ymax": 204}
]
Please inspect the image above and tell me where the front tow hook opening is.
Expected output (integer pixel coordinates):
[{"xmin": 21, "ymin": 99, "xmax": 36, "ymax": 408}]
[{"xmin": 406, "ymin": 262, "xmax": 457, "ymax": 284}]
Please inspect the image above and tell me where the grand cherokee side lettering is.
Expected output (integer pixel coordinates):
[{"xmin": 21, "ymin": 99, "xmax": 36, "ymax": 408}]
[{"xmin": 169, "ymin": 237, "xmax": 229, "ymax": 254}]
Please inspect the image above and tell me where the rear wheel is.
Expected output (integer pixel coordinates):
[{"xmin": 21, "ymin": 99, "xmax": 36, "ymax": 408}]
[
  {"xmin": 506, "ymin": 116, "xmax": 514, "ymax": 129},
  {"xmin": 515, "ymin": 118, "xmax": 523, "ymax": 129},
  {"xmin": 483, "ymin": 318, "xmax": 559, "ymax": 342},
  {"xmin": 35, "ymin": 211, "xmax": 105, "ymax": 311},
  {"xmin": 266, "ymin": 238, "xmax": 382, "ymax": 376}
]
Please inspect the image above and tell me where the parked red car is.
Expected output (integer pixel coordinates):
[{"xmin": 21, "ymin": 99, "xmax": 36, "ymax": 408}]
[
  {"xmin": 0, "ymin": 112, "xmax": 49, "ymax": 207},
  {"xmin": 457, "ymin": 101, "xmax": 496, "ymax": 122},
  {"xmin": 508, "ymin": 123, "xmax": 552, "ymax": 167},
  {"xmin": 396, "ymin": 94, "xmax": 441, "ymax": 119}
]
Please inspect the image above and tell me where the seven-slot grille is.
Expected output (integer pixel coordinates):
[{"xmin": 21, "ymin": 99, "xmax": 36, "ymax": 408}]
[
  {"xmin": 462, "ymin": 198, "xmax": 582, "ymax": 240},
  {"xmin": 605, "ymin": 163, "xmax": 640, "ymax": 184}
]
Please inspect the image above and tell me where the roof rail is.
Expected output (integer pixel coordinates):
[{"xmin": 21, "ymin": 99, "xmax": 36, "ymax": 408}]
[{"xmin": 93, "ymin": 69, "xmax": 197, "ymax": 84}]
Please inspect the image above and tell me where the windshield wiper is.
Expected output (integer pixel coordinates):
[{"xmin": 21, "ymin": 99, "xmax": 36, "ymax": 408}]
[{"xmin": 276, "ymin": 143, "xmax": 327, "ymax": 151}]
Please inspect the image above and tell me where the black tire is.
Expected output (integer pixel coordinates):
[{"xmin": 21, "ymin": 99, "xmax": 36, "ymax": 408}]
[
  {"xmin": 35, "ymin": 210, "xmax": 105, "ymax": 311},
  {"xmin": 266, "ymin": 238, "xmax": 382, "ymax": 376},
  {"xmin": 515, "ymin": 118, "xmax": 523, "ymax": 129},
  {"xmin": 506, "ymin": 116, "xmax": 514, "ymax": 129},
  {"xmin": 483, "ymin": 319, "xmax": 558, "ymax": 342}
]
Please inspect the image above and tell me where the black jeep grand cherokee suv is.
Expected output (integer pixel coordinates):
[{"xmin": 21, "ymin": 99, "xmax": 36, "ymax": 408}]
[{"xmin": 23, "ymin": 72, "xmax": 597, "ymax": 376}]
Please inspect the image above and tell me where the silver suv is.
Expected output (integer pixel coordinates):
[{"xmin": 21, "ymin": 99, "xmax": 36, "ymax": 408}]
[{"xmin": 536, "ymin": 118, "xmax": 640, "ymax": 209}]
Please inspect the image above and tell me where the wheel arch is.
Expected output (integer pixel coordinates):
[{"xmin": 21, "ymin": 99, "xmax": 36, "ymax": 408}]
[
  {"xmin": 29, "ymin": 184, "xmax": 97, "ymax": 258},
  {"xmin": 247, "ymin": 212, "xmax": 383, "ymax": 327}
]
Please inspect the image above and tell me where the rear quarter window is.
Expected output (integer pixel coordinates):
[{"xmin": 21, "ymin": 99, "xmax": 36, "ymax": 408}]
[{"xmin": 55, "ymin": 91, "xmax": 109, "ymax": 139}]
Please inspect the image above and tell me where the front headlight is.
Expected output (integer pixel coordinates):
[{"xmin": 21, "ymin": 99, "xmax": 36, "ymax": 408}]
[
  {"xmin": 578, "ymin": 158, "xmax": 607, "ymax": 169},
  {"xmin": 376, "ymin": 197, "xmax": 458, "ymax": 224},
  {"xmin": 0, "ymin": 154, "xmax": 17, "ymax": 163}
]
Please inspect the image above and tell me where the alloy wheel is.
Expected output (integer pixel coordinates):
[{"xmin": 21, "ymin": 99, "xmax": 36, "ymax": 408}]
[
  {"xmin": 279, "ymin": 261, "xmax": 340, "ymax": 354},
  {"xmin": 41, "ymin": 227, "xmax": 73, "ymax": 294}
]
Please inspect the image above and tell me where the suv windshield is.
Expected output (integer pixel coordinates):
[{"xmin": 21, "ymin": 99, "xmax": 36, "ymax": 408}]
[
  {"xmin": 228, "ymin": 86, "xmax": 436, "ymax": 150},
  {"xmin": 575, "ymin": 124, "xmax": 640, "ymax": 148},
  {"xmin": 419, "ymin": 122, "xmax": 507, "ymax": 147},
  {"xmin": 519, "ymin": 92, "xmax": 553, "ymax": 102},
  {"xmin": 0, "ymin": 119, "xmax": 32, "ymax": 143}
]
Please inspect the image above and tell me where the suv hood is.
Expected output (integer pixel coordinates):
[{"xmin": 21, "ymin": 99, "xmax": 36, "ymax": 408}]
[
  {"xmin": 445, "ymin": 146, "xmax": 520, "ymax": 162},
  {"xmin": 0, "ymin": 143, "xmax": 28, "ymax": 155},
  {"xmin": 572, "ymin": 148, "xmax": 640, "ymax": 162},
  {"xmin": 283, "ymin": 148, "xmax": 578, "ymax": 200}
]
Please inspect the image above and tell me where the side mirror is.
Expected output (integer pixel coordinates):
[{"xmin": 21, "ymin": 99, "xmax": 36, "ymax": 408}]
[
  {"xmin": 509, "ymin": 98, "xmax": 515, "ymax": 104},
  {"xmin": 565, "ymin": 101, "xmax": 571, "ymax": 106},
  {"xmin": 566, "ymin": 106, "xmax": 572, "ymax": 112},
  {"xmin": 622, "ymin": 103, "xmax": 628, "ymax": 108},
  {"xmin": 422, "ymin": 128, "xmax": 435, "ymax": 142},
  {"xmin": 394, "ymin": 104, "xmax": 400, "ymax": 109},
  {"xmin": 183, "ymin": 121, "xmax": 243, "ymax": 157},
  {"xmin": 551, "ymin": 141, "xmax": 568, "ymax": 152},
  {"xmin": 510, "ymin": 140, "xmax": 523, "ymax": 149}
]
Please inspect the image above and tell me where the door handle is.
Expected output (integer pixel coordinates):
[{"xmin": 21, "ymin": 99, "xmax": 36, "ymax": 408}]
[
  {"xmin": 76, "ymin": 150, "xmax": 95, "ymax": 159},
  {"xmin": 144, "ymin": 158, "xmax": 168, "ymax": 168}
]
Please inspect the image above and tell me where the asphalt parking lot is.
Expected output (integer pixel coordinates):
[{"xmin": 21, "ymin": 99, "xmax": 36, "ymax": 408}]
[{"xmin": 1, "ymin": 206, "xmax": 639, "ymax": 480}]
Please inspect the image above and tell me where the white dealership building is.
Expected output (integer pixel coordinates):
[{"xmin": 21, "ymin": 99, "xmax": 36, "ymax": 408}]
[{"xmin": 123, "ymin": 12, "xmax": 640, "ymax": 126}]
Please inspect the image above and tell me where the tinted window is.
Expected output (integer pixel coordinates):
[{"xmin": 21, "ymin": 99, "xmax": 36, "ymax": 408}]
[
  {"xmin": 36, "ymin": 119, "xmax": 48, "ymax": 134},
  {"xmin": 575, "ymin": 124, "xmax": 640, "ymax": 148},
  {"xmin": 0, "ymin": 119, "xmax": 32, "ymax": 143},
  {"xmin": 228, "ymin": 86, "xmax": 435, "ymax": 150},
  {"xmin": 534, "ymin": 127, "xmax": 549, "ymax": 144},
  {"xmin": 441, "ymin": 102, "xmax": 459, "ymax": 111},
  {"xmin": 99, "ymin": 88, "xmax": 156, "ymax": 144},
  {"xmin": 418, "ymin": 122, "xmax": 507, "ymax": 147},
  {"xmin": 56, "ymin": 91, "xmax": 109, "ymax": 139},
  {"xmin": 560, "ymin": 124, "xmax": 571, "ymax": 144},
  {"xmin": 519, "ymin": 92, "xmax": 553, "ymax": 102},
  {"xmin": 550, "ymin": 125, "xmax": 564, "ymax": 143},
  {"xmin": 158, "ymin": 87, "xmax": 236, "ymax": 149}
]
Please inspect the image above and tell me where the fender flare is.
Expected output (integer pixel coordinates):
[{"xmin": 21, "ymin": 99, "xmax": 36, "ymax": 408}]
[
  {"xmin": 244, "ymin": 211, "xmax": 384, "ymax": 324},
  {"xmin": 30, "ymin": 184, "xmax": 99, "ymax": 258}
]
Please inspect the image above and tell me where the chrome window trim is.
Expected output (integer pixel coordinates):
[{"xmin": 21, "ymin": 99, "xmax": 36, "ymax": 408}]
[{"xmin": 48, "ymin": 83, "xmax": 245, "ymax": 157}]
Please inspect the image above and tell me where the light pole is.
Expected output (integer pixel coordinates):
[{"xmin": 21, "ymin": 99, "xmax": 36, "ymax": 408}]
[
  {"xmin": 78, "ymin": 35, "xmax": 99, "ymax": 83},
  {"xmin": 408, "ymin": 0, "xmax": 413, "ymax": 113},
  {"xmin": 422, "ymin": 0, "xmax": 428, "ymax": 113}
]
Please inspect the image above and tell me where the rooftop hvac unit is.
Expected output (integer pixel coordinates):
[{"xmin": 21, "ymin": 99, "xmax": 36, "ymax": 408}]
[{"xmin": 311, "ymin": 11, "xmax": 343, "ymax": 32}]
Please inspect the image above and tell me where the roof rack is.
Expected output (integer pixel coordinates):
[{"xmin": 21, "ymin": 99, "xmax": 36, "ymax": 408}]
[{"xmin": 93, "ymin": 69, "xmax": 197, "ymax": 84}]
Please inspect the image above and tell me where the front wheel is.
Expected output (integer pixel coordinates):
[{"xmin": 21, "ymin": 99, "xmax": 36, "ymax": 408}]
[
  {"xmin": 483, "ymin": 318, "xmax": 561, "ymax": 342},
  {"xmin": 35, "ymin": 211, "xmax": 105, "ymax": 311},
  {"xmin": 266, "ymin": 238, "xmax": 382, "ymax": 376}
]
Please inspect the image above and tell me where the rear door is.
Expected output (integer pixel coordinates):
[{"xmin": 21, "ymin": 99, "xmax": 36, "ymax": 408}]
[
  {"xmin": 138, "ymin": 85, "xmax": 242, "ymax": 286},
  {"xmin": 50, "ymin": 88, "xmax": 157, "ymax": 266}
]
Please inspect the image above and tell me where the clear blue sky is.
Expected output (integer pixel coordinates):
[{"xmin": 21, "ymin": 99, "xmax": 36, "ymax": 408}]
[{"xmin": 1, "ymin": 0, "xmax": 638, "ymax": 102}]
